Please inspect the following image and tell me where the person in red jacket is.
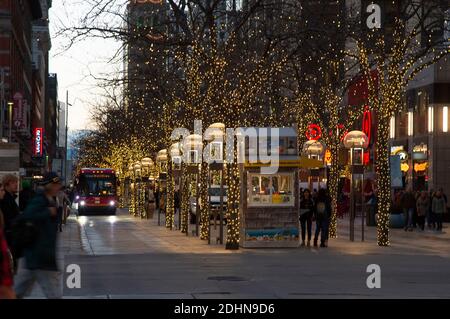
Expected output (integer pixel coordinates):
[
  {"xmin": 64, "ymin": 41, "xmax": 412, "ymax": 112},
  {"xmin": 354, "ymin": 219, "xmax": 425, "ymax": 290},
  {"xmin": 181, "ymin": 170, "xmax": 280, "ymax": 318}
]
[{"xmin": 0, "ymin": 182, "xmax": 16, "ymax": 299}]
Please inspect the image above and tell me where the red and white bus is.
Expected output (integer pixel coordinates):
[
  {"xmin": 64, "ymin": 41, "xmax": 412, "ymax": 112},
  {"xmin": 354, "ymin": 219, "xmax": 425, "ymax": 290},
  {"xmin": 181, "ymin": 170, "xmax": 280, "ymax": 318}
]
[{"xmin": 75, "ymin": 168, "xmax": 117, "ymax": 215}]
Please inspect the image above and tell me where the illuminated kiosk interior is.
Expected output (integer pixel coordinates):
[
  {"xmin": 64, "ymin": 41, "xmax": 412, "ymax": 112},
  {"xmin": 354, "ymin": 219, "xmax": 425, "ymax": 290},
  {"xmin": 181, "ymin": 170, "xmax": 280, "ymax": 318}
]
[{"xmin": 238, "ymin": 127, "xmax": 300, "ymax": 248}]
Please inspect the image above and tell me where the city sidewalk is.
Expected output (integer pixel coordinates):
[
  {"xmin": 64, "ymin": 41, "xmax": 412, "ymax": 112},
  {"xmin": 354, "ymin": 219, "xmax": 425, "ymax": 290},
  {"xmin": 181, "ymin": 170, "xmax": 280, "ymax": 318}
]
[
  {"xmin": 18, "ymin": 209, "xmax": 86, "ymax": 298},
  {"xmin": 18, "ymin": 208, "xmax": 450, "ymax": 298}
]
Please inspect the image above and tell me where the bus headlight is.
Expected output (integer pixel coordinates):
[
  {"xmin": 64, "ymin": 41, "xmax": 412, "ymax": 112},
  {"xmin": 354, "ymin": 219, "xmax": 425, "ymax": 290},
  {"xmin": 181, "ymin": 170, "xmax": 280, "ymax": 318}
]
[
  {"xmin": 79, "ymin": 200, "xmax": 86, "ymax": 206},
  {"xmin": 109, "ymin": 200, "xmax": 116, "ymax": 206}
]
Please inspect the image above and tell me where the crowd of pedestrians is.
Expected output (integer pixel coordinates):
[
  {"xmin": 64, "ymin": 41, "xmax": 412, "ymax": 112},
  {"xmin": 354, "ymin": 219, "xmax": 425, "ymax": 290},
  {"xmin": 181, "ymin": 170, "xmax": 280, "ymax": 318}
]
[
  {"xmin": 0, "ymin": 172, "xmax": 66, "ymax": 299},
  {"xmin": 394, "ymin": 187, "xmax": 448, "ymax": 232}
]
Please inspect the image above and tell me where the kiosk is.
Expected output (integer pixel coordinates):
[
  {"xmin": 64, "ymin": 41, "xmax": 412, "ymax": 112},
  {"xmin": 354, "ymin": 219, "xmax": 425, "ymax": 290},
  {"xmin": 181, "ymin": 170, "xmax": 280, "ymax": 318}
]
[{"xmin": 239, "ymin": 127, "xmax": 300, "ymax": 248}]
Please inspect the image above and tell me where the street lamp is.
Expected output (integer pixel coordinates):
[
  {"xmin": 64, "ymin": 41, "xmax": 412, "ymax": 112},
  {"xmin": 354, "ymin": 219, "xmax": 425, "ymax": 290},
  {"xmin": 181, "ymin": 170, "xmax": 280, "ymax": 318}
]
[
  {"xmin": 134, "ymin": 161, "xmax": 142, "ymax": 217},
  {"xmin": 128, "ymin": 163, "xmax": 135, "ymax": 215},
  {"xmin": 343, "ymin": 130, "xmax": 369, "ymax": 242},
  {"xmin": 156, "ymin": 149, "xmax": 168, "ymax": 226},
  {"xmin": 141, "ymin": 157, "xmax": 153, "ymax": 219},
  {"xmin": 183, "ymin": 134, "xmax": 203, "ymax": 236},
  {"xmin": 204, "ymin": 123, "xmax": 226, "ymax": 244},
  {"xmin": 170, "ymin": 142, "xmax": 183, "ymax": 229},
  {"xmin": 302, "ymin": 140, "xmax": 325, "ymax": 191}
]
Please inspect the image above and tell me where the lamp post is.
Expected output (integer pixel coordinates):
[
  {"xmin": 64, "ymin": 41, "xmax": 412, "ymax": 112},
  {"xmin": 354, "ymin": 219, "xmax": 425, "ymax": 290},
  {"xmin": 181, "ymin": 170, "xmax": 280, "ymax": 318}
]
[
  {"xmin": 156, "ymin": 149, "xmax": 168, "ymax": 226},
  {"xmin": 170, "ymin": 142, "xmax": 182, "ymax": 229},
  {"xmin": 141, "ymin": 157, "xmax": 153, "ymax": 219},
  {"xmin": 128, "ymin": 163, "xmax": 135, "ymax": 215},
  {"xmin": 302, "ymin": 140, "xmax": 325, "ymax": 191},
  {"xmin": 183, "ymin": 134, "xmax": 203, "ymax": 236},
  {"xmin": 204, "ymin": 123, "xmax": 226, "ymax": 245},
  {"xmin": 134, "ymin": 161, "xmax": 142, "ymax": 217},
  {"xmin": 343, "ymin": 130, "xmax": 369, "ymax": 242}
]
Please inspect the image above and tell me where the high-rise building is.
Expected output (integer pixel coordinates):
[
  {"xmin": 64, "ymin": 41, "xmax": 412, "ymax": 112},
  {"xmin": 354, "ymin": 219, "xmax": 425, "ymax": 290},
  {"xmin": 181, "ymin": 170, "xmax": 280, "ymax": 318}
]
[{"xmin": 0, "ymin": 0, "xmax": 55, "ymax": 178}]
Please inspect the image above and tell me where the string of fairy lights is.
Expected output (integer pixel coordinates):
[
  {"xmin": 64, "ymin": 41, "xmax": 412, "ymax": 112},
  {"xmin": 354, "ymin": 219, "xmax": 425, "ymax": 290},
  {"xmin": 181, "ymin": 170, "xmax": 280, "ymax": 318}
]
[{"xmin": 73, "ymin": 0, "xmax": 449, "ymax": 248}]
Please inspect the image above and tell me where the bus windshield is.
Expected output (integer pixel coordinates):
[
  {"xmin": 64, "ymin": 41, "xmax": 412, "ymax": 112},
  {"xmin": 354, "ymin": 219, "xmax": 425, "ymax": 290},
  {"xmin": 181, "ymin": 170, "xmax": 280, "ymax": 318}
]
[{"xmin": 79, "ymin": 175, "xmax": 116, "ymax": 196}]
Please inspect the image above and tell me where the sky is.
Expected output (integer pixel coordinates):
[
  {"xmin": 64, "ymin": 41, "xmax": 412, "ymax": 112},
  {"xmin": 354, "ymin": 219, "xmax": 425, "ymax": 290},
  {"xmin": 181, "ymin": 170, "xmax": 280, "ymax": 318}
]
[{"xmin": 48, "ymin": 1, "xmax": 123, "ymax": 131}]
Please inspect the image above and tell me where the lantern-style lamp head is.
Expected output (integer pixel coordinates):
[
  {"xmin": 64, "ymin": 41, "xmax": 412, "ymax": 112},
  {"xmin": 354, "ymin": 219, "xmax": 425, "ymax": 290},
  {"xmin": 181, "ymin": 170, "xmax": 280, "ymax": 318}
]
[
  {"xmin": 205, "ymin": 123, "xmax": 225, "ymax": 162},
  {"xmin": 302, "ymin": 140, "xmax": 325, "ymax": 158},
  {"xmin": 343, "ymin": 131, "xmax": 368, "ymax": 166},
  {"xmin": 343, "ymin": 131, "xmax": 369, "ymax": 149},
  {"xmin": 170, "ymin": 142, "xmax": 182, "ymax": 157},
  {"xmin": 141, "ymin": 157, "xmax": 153, "ymax": 168},
  {"xmin": 170, "ymin": 143, "xmax": 182, "ymax": 170},
  {"xmin": 183, "ymin": 134, "xmax": 203, "ymax": 164},
  {"xmin": 204, "ymin": 123, "xmax": 225, "ymax": 141},
  {"xmin": 156, "ymin": 149, "xmax": 168, "ymax": 162}
]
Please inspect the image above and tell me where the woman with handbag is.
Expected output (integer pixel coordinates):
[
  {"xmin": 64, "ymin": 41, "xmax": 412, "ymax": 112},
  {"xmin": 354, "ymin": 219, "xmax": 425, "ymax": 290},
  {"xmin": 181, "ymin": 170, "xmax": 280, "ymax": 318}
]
[{"xmin": 299, "ymin": 189, "xmax": 314, "ymax": 247}]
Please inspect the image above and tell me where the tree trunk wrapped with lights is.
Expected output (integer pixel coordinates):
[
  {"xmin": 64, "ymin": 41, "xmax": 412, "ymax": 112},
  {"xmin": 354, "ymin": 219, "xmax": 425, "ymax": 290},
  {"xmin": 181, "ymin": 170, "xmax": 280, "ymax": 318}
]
[
  {"xmin": 328, "ymin": 140, "xmax": 340, "ymax": 238},
  {"xmin": 226, "ymin": 161, "xmax": 240, "ymax": 250},
  {"xmin": 375, "ymin": 112, "xmax": 391, "ymax": 246},
  {"xmin": 165, "ymin": 162, "xmax": 175, "ymax": 229}
]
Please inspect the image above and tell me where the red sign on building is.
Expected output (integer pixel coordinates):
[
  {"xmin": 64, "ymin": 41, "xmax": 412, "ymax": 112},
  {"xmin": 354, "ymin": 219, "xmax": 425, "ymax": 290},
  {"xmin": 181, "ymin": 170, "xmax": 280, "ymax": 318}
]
[{"xmin": 33, "ymin": 128, "xmax": 43, "ymax": 157}]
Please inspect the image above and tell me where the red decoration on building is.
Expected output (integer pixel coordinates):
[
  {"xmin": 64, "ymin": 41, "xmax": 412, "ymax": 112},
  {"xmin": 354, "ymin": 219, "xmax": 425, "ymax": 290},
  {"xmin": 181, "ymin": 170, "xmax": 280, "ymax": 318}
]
[
  {"xmin": 306, "ymin": 124, "xmax": 322, "ymax": 141},
  {"xmin": 362, "ymin": 107, "xmax": 372, "ymax": 144},
  {"xmin": 363, "ymin": 150, "xmax": 370, "ymax": 165}
]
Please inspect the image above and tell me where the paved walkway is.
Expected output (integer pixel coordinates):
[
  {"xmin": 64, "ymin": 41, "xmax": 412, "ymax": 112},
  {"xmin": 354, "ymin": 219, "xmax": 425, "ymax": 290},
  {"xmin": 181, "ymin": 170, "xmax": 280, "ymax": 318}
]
[{"xmin": 21, "ymin": 208, "xmax": 450, "ymax": 298}]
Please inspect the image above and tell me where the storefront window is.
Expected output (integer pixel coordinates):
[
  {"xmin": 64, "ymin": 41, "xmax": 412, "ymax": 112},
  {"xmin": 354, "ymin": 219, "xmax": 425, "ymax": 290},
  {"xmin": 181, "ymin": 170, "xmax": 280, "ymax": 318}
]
[{"xmin": 248, "ymin": 173, "xmax": 295, "ymax": 206}]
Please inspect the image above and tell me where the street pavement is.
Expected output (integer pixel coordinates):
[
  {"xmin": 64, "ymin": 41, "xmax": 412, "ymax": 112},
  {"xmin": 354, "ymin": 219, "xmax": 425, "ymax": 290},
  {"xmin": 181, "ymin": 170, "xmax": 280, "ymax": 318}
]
[{"xmin": 22, "ymin": 208, "xmax": 450, "ymax": 299}]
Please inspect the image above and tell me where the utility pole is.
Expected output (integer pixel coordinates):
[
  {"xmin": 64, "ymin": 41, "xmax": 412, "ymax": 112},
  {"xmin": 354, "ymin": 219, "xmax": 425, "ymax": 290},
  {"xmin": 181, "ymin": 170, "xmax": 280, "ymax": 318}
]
[
  {"xmin": 65, "ymin": 90, "xmax": 69, "ymax": 185},
  {"xmin": 8, "ymin": 101, "xmax": 13, "ymax": 142}
]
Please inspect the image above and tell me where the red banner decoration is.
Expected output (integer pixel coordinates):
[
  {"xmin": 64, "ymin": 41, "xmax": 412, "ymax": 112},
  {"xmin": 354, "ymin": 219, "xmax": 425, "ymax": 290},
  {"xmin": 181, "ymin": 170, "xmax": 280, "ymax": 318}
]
[
  {"xmin": 33, "ymin": 128, "xmax": 43, "ymax": 157},
  {"xmin": 306, "ymin": 124, "xmax": 322, "ymax": 141},
  {"xmin": 362, "ymin": 107, "xmax": 372, "ymax": 144}
]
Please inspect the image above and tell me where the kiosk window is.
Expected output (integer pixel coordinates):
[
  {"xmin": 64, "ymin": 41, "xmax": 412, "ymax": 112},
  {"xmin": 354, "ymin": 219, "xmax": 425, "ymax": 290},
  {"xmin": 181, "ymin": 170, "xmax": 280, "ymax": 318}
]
[{"xmin": 248, "ymin": 173, "xmax": 295, "ymax": 207}]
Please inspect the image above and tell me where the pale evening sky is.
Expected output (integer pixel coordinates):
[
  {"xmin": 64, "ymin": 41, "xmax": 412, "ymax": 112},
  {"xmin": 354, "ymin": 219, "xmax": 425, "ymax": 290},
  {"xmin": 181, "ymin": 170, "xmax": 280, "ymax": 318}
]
[{"xmin": 48, "ymin": 1, "xmax": 123, "ymax": 131}]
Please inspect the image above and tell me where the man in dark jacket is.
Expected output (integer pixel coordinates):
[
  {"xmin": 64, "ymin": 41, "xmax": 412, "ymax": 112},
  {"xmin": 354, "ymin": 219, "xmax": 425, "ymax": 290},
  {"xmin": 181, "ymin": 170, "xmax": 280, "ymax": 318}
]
[
  {"xmin": 14, "ymin": 172, "xmax": 61, "ymax": 299},
  {"xmin": 313, "ymin": 189, "xmax": 332, "ymax": 248},
  {"xmin": 401, "ymin": 187, "xmax": 416, "ymax": 231},
  {"xmin": 0, "ymin": 174, "xmax": 20, "ymax": 270}
]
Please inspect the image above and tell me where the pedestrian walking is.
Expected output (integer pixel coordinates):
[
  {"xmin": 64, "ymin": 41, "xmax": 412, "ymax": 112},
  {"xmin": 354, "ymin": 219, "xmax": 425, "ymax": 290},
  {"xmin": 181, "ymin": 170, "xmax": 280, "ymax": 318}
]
[
  {"xmin": 0, "ymin": 174, "xmax": 20, "ymax": 273},
  {"xmin": 299, "ymin": 189, "xmax": 314, "ymax": 247},
  {"xmin": 147, "ymin": 185, "xmax": 156, "ymax": 219},
  {"xmin": 0, "ymin": 182, "xmax": 16, "ymax": 299},
  {"xmin": 19, "ymin": 180, "xmax": 34, "ymax": 212},
  {"xmin": 313, "ymin": 189, "xmax": 331, "ymax": 248},
  {"xmin": 427, "ymin": 189, "xmax": 436, "ymax": 229},
  {"xmin": 14, "ymin": 172, "xmax": 62, "ymax": 299},
  {"xmin": 432, "ymin": 189, "xmax": 446, "ymax": 232},
  {"xmin": 416, "ymin": 191, "xmax": 429, "ymax": 231},
  {"xmin": 401, "ymin": 187, "xmax": 416, "ymax": 231},
  {"xmin": 56, "ymin": 187, "xmax": 70, "ymax": 231}
]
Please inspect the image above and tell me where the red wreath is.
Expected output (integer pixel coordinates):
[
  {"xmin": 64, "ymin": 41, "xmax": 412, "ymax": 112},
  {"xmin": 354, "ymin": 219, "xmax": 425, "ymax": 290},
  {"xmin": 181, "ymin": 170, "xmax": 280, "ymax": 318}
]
[{"xmin": 305, "ymin": 124, "xmax": 322, "ymax": 141}]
